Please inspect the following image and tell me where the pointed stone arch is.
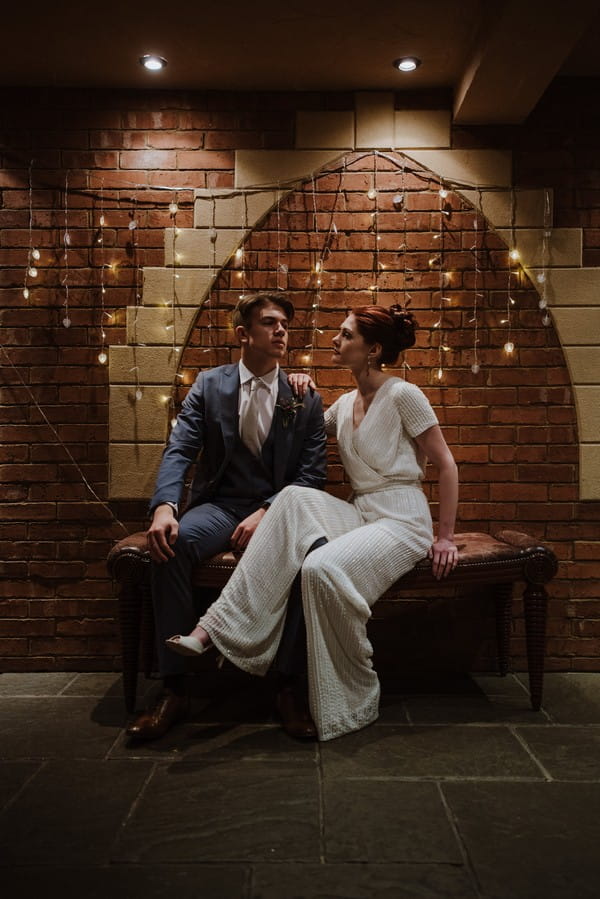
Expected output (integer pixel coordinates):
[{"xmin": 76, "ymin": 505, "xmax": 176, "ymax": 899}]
[{"xmin": 108, "ymin": 108, "xmax": 596, "ymax": 500}]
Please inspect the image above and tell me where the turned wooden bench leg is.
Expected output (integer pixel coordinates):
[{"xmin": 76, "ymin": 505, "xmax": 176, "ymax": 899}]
[
  {"xmin": 523, "ymin": 583, "xmax": 548, "ymax": 711},
  {"xmin": 493, "ymin": 582, "xmax": 513, "ymax": 677},
  {"xmin": 118, "ymin": 579, "xmax": 144, "ymax": 713},
  {"xmin": 140, "ymin": 583, "xmax": 156, "ymax": 679}
]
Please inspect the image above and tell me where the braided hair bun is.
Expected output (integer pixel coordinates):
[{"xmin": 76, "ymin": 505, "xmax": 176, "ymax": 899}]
[
  {"xmin": 388, "ymin": 304, "xmax": 417, "ymax": 353},
  {"xmin": 352, "ymin": 304, "xmax": 418, "ymax": 366}
]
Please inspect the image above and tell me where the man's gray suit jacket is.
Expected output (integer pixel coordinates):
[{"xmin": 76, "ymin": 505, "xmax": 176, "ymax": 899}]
[{"xmin": 150, "ymin": 364, "xmax": 327, "ymax": 514}]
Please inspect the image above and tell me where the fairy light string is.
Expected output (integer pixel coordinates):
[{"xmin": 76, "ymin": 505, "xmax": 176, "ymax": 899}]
[
  {"xmin": 539, "ymin": 188, "xmax": 552, "ymax": 327},
  {"xmin": 61, "ymin": 171, "xmax": 71, "ymax": 328},
  {"xmin": 470, "ymin": 188, "xmax": 483, "ymax": 375},
  {"xmin": 23, "ymin": 160, "xmax": 37, "ymax": 302}
]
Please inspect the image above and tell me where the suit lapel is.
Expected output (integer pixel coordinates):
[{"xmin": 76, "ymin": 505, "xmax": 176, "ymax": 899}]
[
  {"xmin": 219, "ymin": 364, "xmax": 240, "ymax": 451},
  {"xmin": 273, "ymin": 372, "xmax": 296, "ymax": 487}
]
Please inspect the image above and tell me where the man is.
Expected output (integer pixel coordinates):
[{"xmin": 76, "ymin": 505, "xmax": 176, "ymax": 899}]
[{"xmin": 126, "ymin": 292, "xmax": 327, "ymax": 741}]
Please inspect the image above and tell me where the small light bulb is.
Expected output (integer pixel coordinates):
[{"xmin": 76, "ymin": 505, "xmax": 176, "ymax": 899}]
[
  {"xmin": 367, "ymin": 188, "xmax": 377, "ymax": 200},
  {"xmin": 98, "ymin": 351, "xmax": 107, "ymax": 364},
  {"xmin": 135, "ymin": 388, "xmax": 143, "ymax": 400},
  {"xmin": 169, "ymin": 202, "xmax": 178, "ymax": 215},
  {"xmin": 538, "ymin": 298, "xmax": 547, "ymax": 309},
  {"xmin": 64, "ymin": 232, "xmax": 71, "ymax": 245},
  {"xmin": 235, "ymin": 248, "xmax": 243, "ymax": 262},
  {"xmin": 509, "ymin": 248, "xmax": 520, "ymax": 261},
  {"xmin": 471, "ymin": 363, "xmax": 480, "ymax": 374},
  {"xmin": 31, "ymin": 248, "xmax": 40, "ymax": 261},
  {"xmin": 99, "ymin": 215, "xmax": 106, "ymax": 227},
  {"xmin": 23, "ymin": 287, "xmax": 29, "ymax": 299},
  {"xmin": 140, "ymin": 54, "xmax": 168, "ymax": 71},
  {"xmin": 504, "ymin": 341, "xmax": 514, "ymax": 354},
  {"xmin": 28, "ymin": 266, "xmax": 38, "ymax": 278},
  {"xmin": 208, "ymin": 228, "xmax": 218, "ymax": 242},
  {"xmin": 542, "ymin": 314, "xmax": 551, "ymax": 326},
  {"xmin": 439, "ymin": 188, "xmax": 448, "ymax": 199},
  {"xmin": 536, "ymin": 272, "xmax": 545, "ymax": 283},
  {"xmin": 171, "ymin": 417, "xmax": 178, "ymax": 428},
  {"xmin": 393, "ymin": 193, "xmax": 404, "ymax": 207},
  {"xmin": 315, "ymin": 260, "xmax": 322, "ymax": 273},
  {"xmin": 128, "ymin": 220, "xmax": 137, "ymax": 231},
  {"xmin": 437, "ymin": 368, "xmax": 443, "ymax": 380},
  {"xmin": 63, "ymin": 317, "xmax": 71, "ymax": 329}
]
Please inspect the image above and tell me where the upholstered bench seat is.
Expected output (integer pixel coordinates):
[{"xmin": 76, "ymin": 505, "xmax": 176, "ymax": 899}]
[{"xmin": 107, "ymin": 530, "xmax": 557, "ymax": 714}]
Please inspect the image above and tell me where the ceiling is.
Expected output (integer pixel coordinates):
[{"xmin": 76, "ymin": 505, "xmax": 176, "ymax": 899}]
[{"xmin": 3, "ymin": 0, "xmax": 600, "ymax": 124}]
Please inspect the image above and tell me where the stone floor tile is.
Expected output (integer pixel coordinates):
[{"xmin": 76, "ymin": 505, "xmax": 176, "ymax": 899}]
[
  {"xmin": 0, "ymin": 697, "xmax": 127, "ymax": 759},
  {"xmin": 0, "ymin": 761, "xmax": 41, "ymax": 808},
  {"xmin": 0, "ymin": 759, "xmax": 152, "ymax": 865},
  {"xmin": 375, "ymin": 694, "xmax": 410, "ymax": 723},
  {"xmin": 402, "ymin": 693, "xmax": 545, "ymax": 725},
  {"xmin": 516, "ymin": 725, "xmax": 600, "ymax": 781},
  {"xmin": 61, "ymin": 672, "xmax": 154, "ymax": 699},
  {"xmin": 323, "ymin": 780, "xmax": 462, "ymax": 862},
  {"xmin": 251, "ymin": 862, "xmax": 478, "ymax": 898},
  {"xmin": 442, "ymin": 781, "xmax": 600, "ymax": 899},
  {"xmin": 517, "ymin": 673, "xmax": 600, "ymax": 724},
  {"xmin": 2, "ymin": 865, "xmax": 248, "ymax": 897},
  {"xmin": 113, "ymin": 760, "xmax": 320, "ymax": 862},
  {"xmin": 320, "ymin": 725, "xmax": 543, "ymax": 779},
  {"xmin": 0, "ymin": 672, "xmax": 76, "ymax": 695},
  {"xmin": 112, "ymin": 722, "xmax": 318, "ymax": 763}
]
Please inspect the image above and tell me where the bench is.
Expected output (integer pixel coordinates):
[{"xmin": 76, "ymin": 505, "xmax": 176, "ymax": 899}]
[{"xmin": 107, "ymin": 530, "xmax": 557, "ymax": 714}]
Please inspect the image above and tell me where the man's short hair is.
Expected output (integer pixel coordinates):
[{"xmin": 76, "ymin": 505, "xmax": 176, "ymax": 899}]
[{"xmin": 232, "ymin": 292, "xmax": 295, "ymax": 330}]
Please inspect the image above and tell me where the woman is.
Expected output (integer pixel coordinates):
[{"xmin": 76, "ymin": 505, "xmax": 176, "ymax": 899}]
[{"xmin": 167, "ymin": 305, "xmax": 459, "ymax": 741}]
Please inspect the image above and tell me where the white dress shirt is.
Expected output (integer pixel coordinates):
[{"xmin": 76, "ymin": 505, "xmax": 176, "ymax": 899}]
[{"xmin": 238, "ymin": 360, "xmax": 279, "ymax": 449}]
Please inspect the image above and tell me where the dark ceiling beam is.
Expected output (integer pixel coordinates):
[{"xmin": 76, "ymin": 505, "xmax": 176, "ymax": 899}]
[{"xmin": 453, "ymin": 0, "xmax": 599, "ymax": 124}]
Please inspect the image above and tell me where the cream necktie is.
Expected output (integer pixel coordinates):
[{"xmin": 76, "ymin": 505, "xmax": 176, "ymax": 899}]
[{"xmin": 240, "ymin": 377, "xmax": 268, "ymax": 456}]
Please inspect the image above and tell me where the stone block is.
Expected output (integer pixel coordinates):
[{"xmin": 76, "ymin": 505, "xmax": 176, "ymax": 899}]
[
  {"xmin": 108, "ymin": 346, "xmax": 181, "ymax": 384},
  {"xmin": 573, "ymin": 387, "xmax": 600, "ymax": 442},
  {"xmin": 394, "ymin": 110, "xmax": 451, "ymax": 148},
  {"xmin": 496, "ymin": 229, "xmax": 582, "ymax": 267},
  {"xmin": 194, "ymin": 189, "xmax": 282, "ymax": 229},
  {"xmin": 552, "ymin": 308, "xmax": 600, "ymax": 346},
  {"xmin": 406, "ymin": 149, "xmax": 512, "ymax": 188},
  {"xmin": 109, "ymin": 386, "xmax": 172, "ymax": 443},
  {"xmin": 580, "ymin": 444, "xmax": 600, "ymax": 501},
  {"xmin": 295, "ymin": 111, "xmax": 355, "ymax": 149},
  {"xmin": 164, "ymin": 227, "xmax": 248, "ymax": 267},
  {"xmin": 526, "ymin": 267, "xmax": 600, "ymax": 306},
  {"xmin": 126, "ymin": 306, "xmax": 197, "ymax": 346},
  {"xmin": 109, "ymin": 443, "xmax": 164, "ymax": 500},
  {"xmin": 355, "ymin": 92, "xmax": 395, "ymax": 148},
  {"xmin": 142, "ymin": 267, "xmax": 217, "ymax": 306},
  {"xmin": 461, "ymin": 189, "xmax": 552, "ymax": 228},
  {"xmin": 235, "ymin": 150, "xmax": 342, "ymax": 188},
  {"xmin": 563, "ymin": 347, "xmax": 600, "ymax": 384}
]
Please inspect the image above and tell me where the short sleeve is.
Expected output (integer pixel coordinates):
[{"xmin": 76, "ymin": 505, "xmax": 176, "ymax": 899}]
[
  {"xmin": 324, "ymin": 396, "xmax": 341, "ymax": 436},
  {"xmin": 393, "ymin": 381, "xmax": 438, "ymax": 437}
]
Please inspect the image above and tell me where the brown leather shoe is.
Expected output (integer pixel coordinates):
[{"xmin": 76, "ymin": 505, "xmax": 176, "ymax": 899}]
[
  {"xmin": 276, "ymin": 684, "xmax": 317, "ymax": 740},
  {"xmin": 126, "ymin": 689, "xmax": 189, "ymax": 741}
]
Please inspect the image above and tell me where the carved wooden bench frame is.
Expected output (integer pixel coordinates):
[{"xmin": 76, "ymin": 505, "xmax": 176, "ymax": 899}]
[{"xmin": 107, "ymin": 529, "xmax": 558, "ymax": 714}]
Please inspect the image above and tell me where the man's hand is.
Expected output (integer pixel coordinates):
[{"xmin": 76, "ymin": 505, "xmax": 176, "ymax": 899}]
[
  {"xmin": 230, "ymin": 507, "xmax": 267, "ymax": 551},
  {"xmin": 428, "ymin": 537, "xmax": 459, "ymax": 580},
  {"xmin": 147, "ymin": 504, "xmax": 179, "ymax": 563},
  {"xmin": 287, "ymin": 372, "xmax": 316, "ymax": 397}
]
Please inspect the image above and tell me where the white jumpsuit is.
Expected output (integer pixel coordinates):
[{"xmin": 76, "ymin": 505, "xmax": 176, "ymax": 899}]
[{"xmin": 198, "ymin": 377, "xmax": 438, "ymax": 740}]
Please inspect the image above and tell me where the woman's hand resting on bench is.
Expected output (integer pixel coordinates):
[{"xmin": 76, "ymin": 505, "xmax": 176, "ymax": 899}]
[{"xmin": 428, "ymin": 537, "xmax": 459, "ymax": 580}]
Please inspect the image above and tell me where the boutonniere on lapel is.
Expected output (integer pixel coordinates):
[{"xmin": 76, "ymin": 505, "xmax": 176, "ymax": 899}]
[{"xmin": 276, "ymin": 394, "xmax": 304, "ymax": 427}]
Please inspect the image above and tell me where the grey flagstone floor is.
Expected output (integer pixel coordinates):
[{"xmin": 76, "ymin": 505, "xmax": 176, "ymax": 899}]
[{"xmin": 2, "ymin": 667, "xmax": 600, "ymax": 898}]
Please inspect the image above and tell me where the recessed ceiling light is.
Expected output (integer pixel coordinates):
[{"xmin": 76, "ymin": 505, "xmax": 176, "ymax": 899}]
[
  {"xmin": 139, "ymin": 54, "xmax": 168, "ymax": 72},
  {"xmin": 393, "ymin": 57, "xmax": 421, "ymax": 73}
]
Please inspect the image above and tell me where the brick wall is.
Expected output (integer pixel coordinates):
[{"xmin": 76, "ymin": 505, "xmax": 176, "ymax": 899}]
[{"xmin": 1, "ymin": 83, "xmax": 599, "ymax": 673}]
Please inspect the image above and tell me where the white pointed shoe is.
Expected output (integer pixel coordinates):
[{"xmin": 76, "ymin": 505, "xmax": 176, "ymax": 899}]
[{"xmin": 165, "ymin": 635, "xmax": 213, "ymax": 657}]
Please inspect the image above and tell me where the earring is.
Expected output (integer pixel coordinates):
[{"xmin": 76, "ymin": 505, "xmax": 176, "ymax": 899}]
[{"xmin": 366, "ymin": 355, "xmax": 370, "ymax": 374}]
